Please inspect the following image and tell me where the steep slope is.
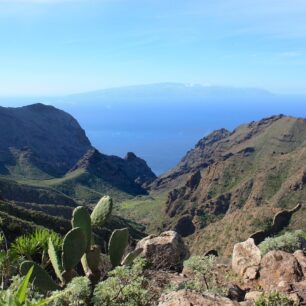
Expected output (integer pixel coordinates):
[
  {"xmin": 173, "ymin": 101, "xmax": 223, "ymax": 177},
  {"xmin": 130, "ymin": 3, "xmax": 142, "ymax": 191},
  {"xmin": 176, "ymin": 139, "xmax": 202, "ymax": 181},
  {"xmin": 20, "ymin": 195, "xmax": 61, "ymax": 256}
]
[
  {"xmin": 0, "ymin": 103, "xmax": 92, "ymax": 178},
  {"xmin": 124, "ymin": 115, "xmax": 306, "ymax": 256},
  {"xmin": 0, "ymin": 103, "xmax": 156, "ymax": 202}
]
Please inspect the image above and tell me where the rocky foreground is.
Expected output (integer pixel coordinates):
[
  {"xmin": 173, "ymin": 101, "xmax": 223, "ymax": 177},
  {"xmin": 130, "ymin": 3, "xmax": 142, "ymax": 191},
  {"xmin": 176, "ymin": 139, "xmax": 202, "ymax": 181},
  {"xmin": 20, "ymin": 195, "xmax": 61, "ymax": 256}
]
[{"xmin": 132, "ymin": 230, "xmax": 306, "ymax": 305}]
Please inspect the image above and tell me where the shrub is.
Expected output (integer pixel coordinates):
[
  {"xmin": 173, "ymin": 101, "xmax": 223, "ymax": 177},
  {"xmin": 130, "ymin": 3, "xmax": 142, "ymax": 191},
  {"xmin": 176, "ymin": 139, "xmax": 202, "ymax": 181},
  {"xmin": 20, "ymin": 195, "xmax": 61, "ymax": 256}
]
[
  {"xmin": 0, "ymin": 230, "xmax": 24, "ymax": 289},
  {"xmin": 253, "ymin": 291, "xmax": 297, "ymax": 306},
  {"xmin": 49, "ymin": 277, "xmax": 91, "ymax": 306},
  {"xmin": 92, "ymin": 257, "xmax": 154, "ymax": 306},
  {"xmin": 181, "ymin": 255, "xmax": 226, "ymax": 295},
  {"xmin": 259, "ymin": 230, "xmax": 305, "ymax": 256}
]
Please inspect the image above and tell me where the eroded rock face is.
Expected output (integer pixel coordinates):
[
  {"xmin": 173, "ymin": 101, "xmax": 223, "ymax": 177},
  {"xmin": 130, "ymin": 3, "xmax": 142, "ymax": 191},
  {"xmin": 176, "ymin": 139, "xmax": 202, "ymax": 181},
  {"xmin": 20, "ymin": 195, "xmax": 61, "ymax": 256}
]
[
  {"xmin": 259, "ymin": 250, "xmax": 303, "ymax": 292},
  {"xmin": 232, "ymin": 238, "xmax": 261, "ymax": 280},
  {"xmin": 136, "ymin": 231, "xmax": 189, "ymax": 271},
  {"xmin": 158, "ymin": 290, "xmax": 237, "ymax": 306},
  {"xmin": 173, "ymin": 215, "xmax": 195, "ymax": 237}
]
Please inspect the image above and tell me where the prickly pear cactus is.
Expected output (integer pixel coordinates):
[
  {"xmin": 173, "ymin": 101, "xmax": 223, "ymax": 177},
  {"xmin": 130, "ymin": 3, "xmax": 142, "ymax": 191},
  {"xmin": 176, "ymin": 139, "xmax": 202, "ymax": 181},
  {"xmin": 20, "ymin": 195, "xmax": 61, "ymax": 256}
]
[
  {"xmin": 108, "ymin": 228, "xmax": 129, "ymax": 267},
  {"xmin": 72, "ymin": 206, "xmax": 92, "ymax": 251},
  {"xmin": 48, "ymin": 238, "xmax": 63, "ymax": 283},
  {"xmin": 62, "ymin": 227, "xmax": 86, "ymax": 271},
  {"xmin": 20, "ymin": 261, "xmax": 60, "ymax": 293},
  {"xmin": 91, "ymin": 196, "xmax": 113, "ymax": 228},
  {"xmin": 121, "ymin": 248, "xmax": 143, "ymax": 266}
]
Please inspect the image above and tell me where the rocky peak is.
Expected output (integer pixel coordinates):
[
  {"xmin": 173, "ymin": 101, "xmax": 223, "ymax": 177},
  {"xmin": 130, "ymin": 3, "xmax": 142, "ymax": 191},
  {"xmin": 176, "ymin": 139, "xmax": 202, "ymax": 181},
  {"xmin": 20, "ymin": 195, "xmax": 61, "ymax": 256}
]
[
  {"xmin": 0, "ymin": 103, "xmax": 92, "ymax": 177},
  {"xmin": 69, "ymin": 147, "xmax": 156, "ymax": 194},
  {"xmin": 195, "ymin": 128, "xmax": 230, "ymax": 149},
  {"xmin": 124, "ymin": 152, "xmax": 137, "ymax": 160}
]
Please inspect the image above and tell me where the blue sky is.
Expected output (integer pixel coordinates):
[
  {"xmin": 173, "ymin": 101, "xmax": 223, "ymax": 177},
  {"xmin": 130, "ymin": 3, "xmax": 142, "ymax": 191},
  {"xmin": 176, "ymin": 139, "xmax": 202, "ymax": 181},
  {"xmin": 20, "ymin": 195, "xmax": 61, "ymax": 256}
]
[{"xmin": 1, "ymin": 0, "xmax": 306, "ymax": 96}]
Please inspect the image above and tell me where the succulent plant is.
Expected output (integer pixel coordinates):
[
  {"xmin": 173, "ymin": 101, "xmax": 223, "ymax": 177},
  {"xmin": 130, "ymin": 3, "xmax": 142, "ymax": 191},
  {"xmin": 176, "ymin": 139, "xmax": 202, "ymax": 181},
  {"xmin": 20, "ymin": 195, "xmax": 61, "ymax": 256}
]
[
  {"xmin": 20, "ymin": 196, "xmax": 141, "ymax": 291},
  {"xmin": 21, "ymin": 227, "xmax": 86, "ymax": 291},
  {"xmin": 70, "ymin": 196, "xmax": 115, "ymax": 282},
  {"xmin": 20, "ymin": 261, "xmax": 61, "ymax": 293},
  {"xmin": 108, "ymin": 228, "xmax": 129, "ymax": 268},
  {"xmin": 90, "ymin": 196, "xmax": 113, "ymax": 228}
]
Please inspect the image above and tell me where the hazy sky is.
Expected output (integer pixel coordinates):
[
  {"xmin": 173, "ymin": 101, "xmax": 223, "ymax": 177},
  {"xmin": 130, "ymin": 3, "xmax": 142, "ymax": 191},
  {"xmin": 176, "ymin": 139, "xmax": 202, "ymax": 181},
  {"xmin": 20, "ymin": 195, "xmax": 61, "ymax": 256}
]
[{"xmin": 1, "ymin": 0, "xmax": 306, "ymax": 96}]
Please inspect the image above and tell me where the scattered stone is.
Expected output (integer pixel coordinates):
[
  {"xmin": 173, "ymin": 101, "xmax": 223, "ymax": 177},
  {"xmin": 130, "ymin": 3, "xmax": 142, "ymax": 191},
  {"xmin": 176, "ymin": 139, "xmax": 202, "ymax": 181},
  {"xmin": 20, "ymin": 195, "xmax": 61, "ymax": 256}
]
[
  {"xmin": 232, "ymin": 238, "xmax": 261, "ymax": 280},
  {"xmin": 227, "ymin": 284, "xmax": 246, "ymax": 302},
  {"xmin": 158, "ymin": 289, "xmax": 238, "ymax": 306},
  {"xmin": 294, "ymin": 250, "xmax": 306, "ymax": 276},
  {"xmin": 288, "ymin": 293, "xmax": 301, "ymax": 305},
  {"xmin": 136, "ymin": 231, "xmax": 189, "ymax": 271},
  {"xmin": 259, "ymin": 250, "xmax": 303, "ymax": 292},
  {"xmin": 292, "ymin": 280, "xmax": 306, "ymax": 303},
  {"xmin": 244, "ymin": 291, "xmax": 262, "ymax": 301}
]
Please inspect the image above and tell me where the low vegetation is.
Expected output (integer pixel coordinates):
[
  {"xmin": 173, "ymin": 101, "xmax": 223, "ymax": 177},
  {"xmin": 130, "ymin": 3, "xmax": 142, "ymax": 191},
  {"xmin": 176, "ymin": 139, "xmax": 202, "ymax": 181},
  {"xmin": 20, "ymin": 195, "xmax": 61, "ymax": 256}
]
[
  {"xmin": 253, "ymin": 291, "xmax": 297, "ymax": 306},
  {"xmin": 259, "ymin": 230, "xmax": 305, "ymax": 255}
]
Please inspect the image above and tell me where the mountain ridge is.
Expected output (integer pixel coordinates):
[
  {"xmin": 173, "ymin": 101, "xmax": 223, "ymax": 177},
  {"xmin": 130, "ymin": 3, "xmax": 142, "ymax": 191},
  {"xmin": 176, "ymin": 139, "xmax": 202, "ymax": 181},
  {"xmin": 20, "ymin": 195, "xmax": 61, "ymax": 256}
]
[
  {"xmin": 0, "ymin": 103, "xmax": 156, "ymax": 203},
  {"xmin": 120, "ymin": 114, "xmax": 306, "ymax": 256}
]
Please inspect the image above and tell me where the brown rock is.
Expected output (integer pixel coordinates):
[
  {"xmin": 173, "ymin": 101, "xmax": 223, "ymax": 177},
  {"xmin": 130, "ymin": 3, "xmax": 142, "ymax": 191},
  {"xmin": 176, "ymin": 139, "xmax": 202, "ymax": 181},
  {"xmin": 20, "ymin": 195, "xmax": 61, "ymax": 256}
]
[
  {"xmin": 136, "ymin": 231, "xmax": 189, "ymax": 271},
  {"xmin": 227, "ymin": 284, "xmax": 246, "ymax": 302},
  {"xmin": 158, "ymin": 290, "xmax": 238, "ymax": 306},
  {"xmin": 294, "ymin": 250, "xmax": 306, "ymax": 276},
  {"xmin": 292, "ymin": 280, "xmax": 306, "ymax": 303},
  {"xmin": 232, "ymin": 238, "xmax": 261, "ymax": 279},
  {"xmin": 259, "ymin": 250, "xmax": 303, "ymax": 292},
  {"xmin": 244, "ymin": 291, "xmax": 262, "ymax": 301}
]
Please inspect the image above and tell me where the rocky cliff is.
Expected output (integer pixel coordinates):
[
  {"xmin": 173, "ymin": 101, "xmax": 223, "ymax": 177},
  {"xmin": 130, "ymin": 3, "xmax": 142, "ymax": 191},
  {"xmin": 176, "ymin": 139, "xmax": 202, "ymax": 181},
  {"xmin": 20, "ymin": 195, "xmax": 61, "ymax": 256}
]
[
  {"xmin": 0, "ymin": 103, "xmax": 92, "ymax": 178},
  {"xmin": 149, "ymin": 115, "xmax": 306, "ymax": 255}
]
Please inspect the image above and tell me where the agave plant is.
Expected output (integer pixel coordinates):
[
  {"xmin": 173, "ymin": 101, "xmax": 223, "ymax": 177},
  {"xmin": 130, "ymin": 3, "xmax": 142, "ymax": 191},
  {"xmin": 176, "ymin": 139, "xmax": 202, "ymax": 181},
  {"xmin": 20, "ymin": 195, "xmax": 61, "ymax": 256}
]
[{"xmin": 11, "ymin": 229, "xmax": 62, "ymax": 263}]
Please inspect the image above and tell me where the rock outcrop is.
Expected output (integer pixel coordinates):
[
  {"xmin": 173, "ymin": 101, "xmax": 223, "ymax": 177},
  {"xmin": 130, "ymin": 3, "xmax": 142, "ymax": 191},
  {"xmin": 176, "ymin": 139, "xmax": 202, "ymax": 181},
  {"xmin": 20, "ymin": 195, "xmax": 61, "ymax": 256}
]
[
  {"xmin": 232, "ymin": 238, "xmax": 261, "ymax": 281},
  {"xmin": 294, "ymin": 250, "xmax": 306, "ymax": 275},
  {"xmin": 158, "ymin": 290, "xmax": 237, "ymax": 306},
  {"xmin": 68, "ymin": 148, "xmax": 155, "ymax": 196},
  {"xmin": 259, "ymin": 250, "xmax": 303, "ymax": 292},
  {"xmin": 136, "ymin": 231, "xmax": 189, "ymax": 271},
  {"xmin": 249, "ymin": 203, "xmax": 302, "ymax": 245},
  {"xmin": 148, "ymin": 115, "xmax": 306, "ymax": 256}
]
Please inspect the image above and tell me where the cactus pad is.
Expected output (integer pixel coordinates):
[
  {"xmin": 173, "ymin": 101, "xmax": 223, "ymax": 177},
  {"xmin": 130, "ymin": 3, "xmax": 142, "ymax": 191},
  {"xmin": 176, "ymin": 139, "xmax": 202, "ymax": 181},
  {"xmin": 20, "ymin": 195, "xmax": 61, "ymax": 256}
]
[
  {"xmin": 121, "ymin": 248, "xmax": 143, "ymax": 266},
  {"xmin": 86, "ymin": 245, "xmax": 101, "ymax": 272},
  {"xmin": 62, "ymin": 227, "xmax": 86, "ymax": 271},
  {"xmin": 72, "ymin": 206, "xmax": 92, "ymax": 251},
  {"xmin": 20, "ymin": 261, "xmax": 60, "ymax": 293},
  {"xmin": 108, "ymin": 228, "xmax": 129, "ymax": 267},
  {"xmin": 90, "ymin": 196, "xmax": 113, "ymax": 228},
  {"xmin": 48, "ymin": 238, "xmax": 63, "ymax": 283}
]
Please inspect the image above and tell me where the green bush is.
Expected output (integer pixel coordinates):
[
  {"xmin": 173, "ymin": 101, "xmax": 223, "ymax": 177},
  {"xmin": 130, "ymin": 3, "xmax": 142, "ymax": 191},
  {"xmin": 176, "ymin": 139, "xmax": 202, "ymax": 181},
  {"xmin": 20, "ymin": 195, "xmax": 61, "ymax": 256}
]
[
  {"xmin": 253, "ymin": 291, "xmax": 297, "ymax": 306},
  {"xmin": 49, "ymin": 277, "xmax": 91, "ymax": 306},
  {"xmin": 258, "ymin": 230, "xmax": 305, "ymax": 256},
  {"xmin": 92, "ymin": 257, "xmax": 154, "ymax": 306},
  {"xmin": 181, "ymin": 255, "xmax": 226, "ymax": 295}
]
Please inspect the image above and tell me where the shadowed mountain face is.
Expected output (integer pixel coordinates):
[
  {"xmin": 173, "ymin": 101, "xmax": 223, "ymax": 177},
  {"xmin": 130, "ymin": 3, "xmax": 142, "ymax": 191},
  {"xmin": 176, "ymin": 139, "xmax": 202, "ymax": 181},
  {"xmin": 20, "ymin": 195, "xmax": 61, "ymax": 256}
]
[
  {"xmin": 149, "ymin": 115, "xmax": 306, "ymax": 255},
  {"xmin": 0, "ymin": 103, "xmax": 156, "ymax": 203},
  {"xmin": 0, "ymin": 103, "xmax": 92, "ymax": 178}
]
